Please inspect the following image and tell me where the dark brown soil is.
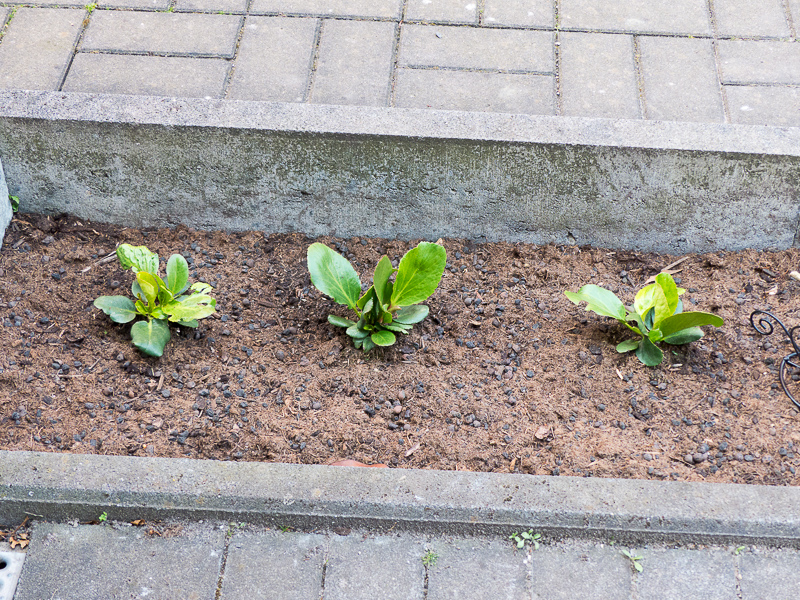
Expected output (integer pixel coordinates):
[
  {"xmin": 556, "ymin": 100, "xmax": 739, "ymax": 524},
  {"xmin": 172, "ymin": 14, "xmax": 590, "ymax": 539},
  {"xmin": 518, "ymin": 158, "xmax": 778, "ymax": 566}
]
[{"xmin": 2, "ymin": 213, "xmax": 800, "ymax": 486}]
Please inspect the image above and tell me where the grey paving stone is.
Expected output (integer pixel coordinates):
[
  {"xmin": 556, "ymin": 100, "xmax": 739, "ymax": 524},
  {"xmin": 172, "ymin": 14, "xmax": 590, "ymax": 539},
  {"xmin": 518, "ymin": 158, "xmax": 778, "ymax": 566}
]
[
  {"xmin": 0, "ymin": 8, "xmax": 82, "ymax": 91},
  {"xmin": 427, "ymin": 538, "xmax": 529, "ymax": 600},
  {"xmin": 483, "ymin": 0, "xmax": 554, "ymax": 27},
  {"xmin": 228, "ymin": 16, "xmax": 316, "ymax": 101},
  {"xmin": 14, "ymin": 522, "xmax": 225, "ymax": 600},
  {"xmin": 637, "ymin": 548, "xmax": 736, "ymax": 600},
  {"xmin": 400, "ymin": 25, "xmax": 553, "ymax": 72},
  {"xmin": 713, "ymin": 0, "xmax": 790, "ymax": 38},
  {"xmin": 98, "ymin": 0, "xmax": 170, "ymax": 8},
  {"xmin": 639, "ymin": 36, "xmax": 723, "ymax": 123},
  {"xmin": 63, "ymin": 53, "xmax": 229, "ymax": 97},
  {"xmin": 395, "ymin": 68, "xmax": 554, "ymax": 114},
  {"xmin": 726, "ymin": 85, "xmax": 800, "ymax": 126},
  {"xmin": 718, "ymin": 39, "xmax": 800, "ymax": 84},
  {"xmin": 175, "ymin": 0, "xmax": 248, "ymax": 12},
  {"xmin": 560, "ymin": 0, "xmax": 712, "ymax": 35},
  {"xmin": 406, "ymin": 0, "xmax": 477, "ymax": 24},
  {"xmin": 82, "ymin": 12, "xmax": 241, "ymax": 56},
  {"xmin": 559, "ymin": 31, "xmax": 639, "ymax": 119},
  {"xmin": 530, "ymin": 542, "xmax": 630, "ymax": 600},
  {"xmin": 1, "ymin": 8, "xmax": 9, "ymax": 25},
  {"xmin": 250, "ymin": 0, "xmax": 402, "ymax": 19},
  {"xmin": 325, "ymin": 533, "xmax": 426, "ymax": 600},
  {"xmin": 310, "ymin": 19, "xmax": 395, "ymax": 106},
  {"xmin": 739, "ymin": 548, "xmax": 800, "ymax": 598},
  {"xmin": 219, "ymin": 530, "xmax": 326, "ymax": 600}
]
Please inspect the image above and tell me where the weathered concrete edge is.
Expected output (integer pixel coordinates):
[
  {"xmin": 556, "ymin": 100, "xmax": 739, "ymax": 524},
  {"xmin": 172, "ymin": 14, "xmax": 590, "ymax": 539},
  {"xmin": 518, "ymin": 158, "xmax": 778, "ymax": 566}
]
[
  {"xmin": 1, "ymin": 451, "xmax": 798, "ymax": 547},
  {"xmin": 1, "ymin": 90, "xmax": 799, "ymax": 156}
]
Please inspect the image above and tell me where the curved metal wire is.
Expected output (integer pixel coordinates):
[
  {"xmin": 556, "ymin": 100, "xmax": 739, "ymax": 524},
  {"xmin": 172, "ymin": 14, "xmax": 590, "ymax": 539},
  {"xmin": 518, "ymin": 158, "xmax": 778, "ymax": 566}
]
[{"xmin": 750, "ymin": 310, "xmax": 800, "ymax": 410}]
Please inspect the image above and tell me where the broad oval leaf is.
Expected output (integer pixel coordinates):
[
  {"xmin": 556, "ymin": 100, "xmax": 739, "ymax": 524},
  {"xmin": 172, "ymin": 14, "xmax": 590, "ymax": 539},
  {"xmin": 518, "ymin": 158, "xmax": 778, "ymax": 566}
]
[
  {"xmin": 565, "ymin": 285, "xmax": 626, "ymax": 322},
  {"xmin": 655, "ymin": 273, "xmax": 679, "ymax": 321},
  {"xmin": 370, "ymin": 329, "xmax": 396, "ymax": 347},
  {"xmin": 130, "ymin": 318, "xmax": 171, "ymax": 357},
  {"xmin": 662, "ymin": 326, "xmax": 704, "ymax": 345},
  {"xmin": 394, "ymin": 304, "xmax": 429, "ymax": 325},
  {"xmin": 361, "ymin": 337, "xmax": 376, "ymax": 353},
  {"xmin": 117, "ymin": 244, "xmax": 159, "ymax": 275},
  {"xmin": 165, "ymin": 302, "xmax": 216, "ymax": 323},
  {"xmin": 635, "ymin": 336, "xmax": 664, "ymax": 366},
  {"xmin": 372, "ymin": 256, "xmax": 394, "ymax": 308},
  {"xmin": 649, "ymin": 328, "xmax": 663, "ymax": 342},
  {"xmin": 307, "ymin": 243, "xmax": 362, "ymax": 310},
  {"xmin": 634, "ymin": 283, "xmax": 658, "ymax": 317},
  {"xmin": 657, "ymin": 311, "xmax": 723, "ymax": 339},
  {"xmin": 166, "ymin": 254, "xmax": 190, "ymax": 295},
  {"xmin": 615, "ymin": 338, "xmax": 640, "ymax": 353},
  {"xmin": 328, "ymin": 315, "xmax": 356, "ymax": 329},
  {"xmin": 390, "ymin": 242, "xmax": 446, "ymax": 307},
  {"xmin": 346, "ymin": 325, "xmax": 370, "ymax": 339},
  {"xmin": 94, "ymin": 296, "xmax": 138, "ymax": 324},
  {"xmin": 384, "ymin": 322, "xmax": 412, "ymax": 333}
]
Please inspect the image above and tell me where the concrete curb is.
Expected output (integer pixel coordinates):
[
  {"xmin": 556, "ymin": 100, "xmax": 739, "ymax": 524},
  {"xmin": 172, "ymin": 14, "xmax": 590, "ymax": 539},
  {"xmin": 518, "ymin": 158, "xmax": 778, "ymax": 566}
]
[
  {"xmin": 1, "ymin": 91, "xmax": 798, "ymax": 252},
  {"xmin": 1, "ymin": 451, "xmax": 799, "ymax": 547}
]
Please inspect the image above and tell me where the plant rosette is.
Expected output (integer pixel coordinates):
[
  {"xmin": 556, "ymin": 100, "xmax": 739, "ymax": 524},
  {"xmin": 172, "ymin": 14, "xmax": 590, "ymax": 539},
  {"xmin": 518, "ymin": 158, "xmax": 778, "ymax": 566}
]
[
  {"xmin": 307, "ymin": 241, "xmax": 446, "ymax": 353},
  {"xmin": 94, "ymin": 244, "xmax": 216, "ymax": 357},
  {"xmin": 565, "ymin": 272, "xmax": 723, "ymax": 366}
]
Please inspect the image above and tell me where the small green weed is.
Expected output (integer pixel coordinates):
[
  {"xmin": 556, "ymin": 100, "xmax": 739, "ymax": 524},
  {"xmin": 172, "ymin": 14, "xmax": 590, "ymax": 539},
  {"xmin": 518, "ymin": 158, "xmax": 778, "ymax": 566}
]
[
  {"xmin": 621, "ymin": 549, "xmax": 643, "ymax": 572},
  {"xmin": 9, "ymin": 195, "xmax": 18, "ymax": 213},
  {"xmin": 422, "ymin": 550, "xmax": 439, "ymax": 567},
  {"xmin": 84, "ymin": 3, "xmax": 97, "ymax": 12},
  {"xmin": 510, "ymin": 530, "xmax": 541, "ymax": 550},
  {"xmin": 734, "ymin": 546, "xmax": 746, "ymax": 556},
  {"xmin": 98, "ymin": 511, "xmax": 108, "ymax": 523}
]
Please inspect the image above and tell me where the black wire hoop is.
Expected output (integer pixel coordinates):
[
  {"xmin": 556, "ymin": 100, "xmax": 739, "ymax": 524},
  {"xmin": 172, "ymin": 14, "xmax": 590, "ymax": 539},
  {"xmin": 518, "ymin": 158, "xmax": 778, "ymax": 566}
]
[{"xmin": 750, "ymin": 310, "xmax": 800, "ymax": 410}]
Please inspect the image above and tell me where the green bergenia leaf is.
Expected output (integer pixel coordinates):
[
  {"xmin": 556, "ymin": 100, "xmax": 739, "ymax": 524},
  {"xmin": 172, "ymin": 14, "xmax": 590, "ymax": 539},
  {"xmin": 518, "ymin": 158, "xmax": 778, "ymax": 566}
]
[
  {"xmin": 166, "ymin": 254, "xmax": 190, "ymax": 295},
  {"xmin": 636, "ymin": 336, "xmax": 663, "ymax": 366},
  {"xmin": 657, "ymin": 311, "xmax": 723, "ymax": 339},
  {"xmin": 565, "ymin": 285, "xmax": 626, "ymax": 322},
  {"xmin": 370, "ymin": 329, "xmax": 396, "ymax": 346},
  {"xmin": 372, "ymin": 256, "xmax": 394, "ymax": 308},
  {"xmin": 394, "ymin": 304, "xmax": 429, "ymax": 325},
  {"xmin": 117, "ymin": 244, "xmax": 159, "ymax": 275},
  {"xmin": 130, "ymin": 318, "xmax": 171, "ymax": 357},
  {"xmin": 616, "ymin": 338, "xmax": 640, "ymax": 353},
  {"xmin": 390, "ymin": 242, "xmax": 446, "ymax": 307},
  {"xmin": 307, "ymin": 243, "xmax": 362, "ymax": 310},
  {"xmin": 136, "ymin": 271, "xmax": 161, "ymax": 308},
  {"xmin": 94, "ymin": 296, "xmax": 138, "ymax": 324},
  {"xmin": 328, "ymin": 315, "xmax": 355, "ymax": 329},
  {"xmin": 662, "ymin": 327, "xmax": 704, "ymax": 345}
]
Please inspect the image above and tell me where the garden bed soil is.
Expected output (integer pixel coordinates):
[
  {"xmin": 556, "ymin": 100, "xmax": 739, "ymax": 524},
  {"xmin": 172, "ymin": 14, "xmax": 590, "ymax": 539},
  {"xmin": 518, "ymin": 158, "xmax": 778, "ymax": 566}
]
[{"xmin": 1, "ymin": 213, "xmax": 799, "ymax": 486}]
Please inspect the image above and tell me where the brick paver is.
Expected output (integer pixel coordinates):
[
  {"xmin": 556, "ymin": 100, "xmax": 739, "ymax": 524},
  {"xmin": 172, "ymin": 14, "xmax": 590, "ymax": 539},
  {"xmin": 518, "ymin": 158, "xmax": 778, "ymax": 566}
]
[
  {"xmin": 638, "ymin": 36, "xmax": 724, "ymax": 122},
  {"xmin": 310, "ymin": 19, "xmax": 395, "ymax": 106},
  {"xmin": 559, "ymin": 31, "xmax": 639, "ymax": 119},
  {"xmin": 718, "ymin": 39, "xmax": 800, "ymax": 84},
  {"xmin": 713, "ymin": 0, "xmax": 790, "ymax": 38},
  {"xmin": 637, "ymin": 548, "xmax": 737, "ymax": 600},
  {"xmin": 0, "ymin": 8, "xmax": 82, "ymax": 91},
  {"xmin": 406, "ymin": 0, "xmax": 477, "ymax": 24},
  {"xmin": 726, "ymin": 85, "xmax": 800, "ymax": 126},
  {"xmin": 739, "ymin": 549, "xmax": 800, "ymax": 598},
  {"xmin": 228, "ymin": 16, "xmax": 317, "ymax": 101},
  {"xmin": 63, "ymin": 53, "xmax": 230, "ymax": 97},
  {"xmin": 82, "ymin": 12, "xmax": 242, "ymax": 56},
  {"xmin": 250, "ymin": 0, "xmax": 402, "ymax": 18},
  {"xmin": 176, "ymin": 0, "xmax": 248, "ymax": 12},
  {"xmin": 530, "ymin": 543, "xmax": 630, "ymax": 600},
  {"xmin": 399, "ymin": 25, "xmax": 553, "ymax": 72},
  {"xmin": 394, "ymin": 69, "xmax": 554, "ymax": 114},
  {"xmin": 559, "ymin": 0, "xmax": 712, "ymax": 35},
  {"xmin": 219, "ymin": 531, "xmax": 326, "ymax": 600},
  {"xmin": 483, "ymin": 0, "xmax": 553, "ymax": 27}
]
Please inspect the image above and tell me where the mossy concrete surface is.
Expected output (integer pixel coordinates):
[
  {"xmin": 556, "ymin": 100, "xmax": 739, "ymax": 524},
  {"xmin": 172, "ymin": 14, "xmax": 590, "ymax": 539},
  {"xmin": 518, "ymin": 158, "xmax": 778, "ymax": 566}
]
[
  {"xmin": 0, "ymin": 90, "xmax": 799, "ymax": 252},
  {"xmin": 2, "ymin": 450, "xmax": 800, "ymax": 547}
]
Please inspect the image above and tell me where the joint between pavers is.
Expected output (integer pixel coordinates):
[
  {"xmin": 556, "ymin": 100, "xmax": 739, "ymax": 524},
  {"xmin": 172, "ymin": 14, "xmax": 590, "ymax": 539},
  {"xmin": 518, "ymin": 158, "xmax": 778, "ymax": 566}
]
[
  {"xmin": 387, "ymin": 1, "xmax": 407, "ymax": 108},
  {"xmin": 302, "ymin": 17, "xmax": 323, "ymax": 103},
  {"xmin": 723, "ymin": 81, "xmax": 800, "ymax": 88},
  {"xmin": 553, "ymin": 0, "xmax": 562, "ymax": 115},
  {"xmin": 632, "ymin": 35, "xmax": 648, "ymax": 120},
  {"xmin": 76, "ymin": 48, "xmax": 238, "ymax": 59},
  {"xmin": 781, "ymin": 0, "xmax": 798, "ymax": 38},
  {"xmin": 220, "ymin": 12, "xmax": 249, "ymax": 99},
  {"xmin": 559, "ymin": 26, "xmax": 713, "ymax": 39},
  {"xmin": 476, "ymin": 0, "xmax": 484, "ymax": 26},
  {"xmin": 401, "ymin": 64, "xmax": 555, "ymax": 77},
  {"xmin": 0, "ymin": 5, "xmax": 15, "ymax": 41},
  {"xmin": 246, "ymin": 11, "xmax": 398, "ymax": 23},
  {"xmin": 56, "ymin": 4, "xmax": 92, "ymax": 92},
  {"xmin": 706, "ymin": 0, "xmax": 732, "ymax": 124}
]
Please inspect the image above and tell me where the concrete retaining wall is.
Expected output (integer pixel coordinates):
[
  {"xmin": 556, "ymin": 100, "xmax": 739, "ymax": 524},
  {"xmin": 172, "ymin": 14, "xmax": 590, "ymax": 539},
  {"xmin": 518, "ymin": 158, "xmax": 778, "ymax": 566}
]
[{"xmin": 1, "ymin": 90, "xmax": 798, "ymax": 252}]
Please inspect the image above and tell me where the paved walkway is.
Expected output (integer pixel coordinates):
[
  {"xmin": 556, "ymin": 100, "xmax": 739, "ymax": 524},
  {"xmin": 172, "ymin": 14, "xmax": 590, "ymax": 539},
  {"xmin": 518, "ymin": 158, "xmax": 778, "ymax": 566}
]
[
  {"xmin": 0, "ymin": 0, "xmax": 798, "ymax": 126},
  {"xmin": 7, "ymin": 521, "xmax": 800, "ymax": 599}
]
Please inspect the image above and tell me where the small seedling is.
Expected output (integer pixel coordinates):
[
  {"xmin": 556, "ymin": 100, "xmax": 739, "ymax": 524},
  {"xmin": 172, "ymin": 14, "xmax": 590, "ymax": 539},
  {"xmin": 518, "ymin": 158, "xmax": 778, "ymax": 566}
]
[
  {"xmin": 621, "ymin": 549, "xmax": 643, "ymax": 572},
  {"xmin": 9, "ymin": 195, "xmax": 18, "ymax": 213},
  {"xmin": 510, "ymin": 530, "xmax": 541, "ymax": 550},
  {"xmin": 565, "ymin": 272, "xmax": 723, "ymax": 366},
  {"xmin": 422, "ymin": 550, "xmax": 439, "ymax": 567},
  {"xmin": 734, "ymin": 545, "xmax": 746, "ymax": 555},
  {"xmin": 98, "ymin": 511, "xmax": 108, "ymax": 523},
  {"xmin": 94, "ymin": 244, "xmax": 216, "ymax": 357},
  {"xmin": 84, "ymin": 2, "xmax": 97, "ymax": 11},
  {"xmin": 279, "ymin": 525, "xmax": 293, "ymax": 533},
  {"xmin": 307, "ymin": 241, "xmax": 446, "ymax": 353}
]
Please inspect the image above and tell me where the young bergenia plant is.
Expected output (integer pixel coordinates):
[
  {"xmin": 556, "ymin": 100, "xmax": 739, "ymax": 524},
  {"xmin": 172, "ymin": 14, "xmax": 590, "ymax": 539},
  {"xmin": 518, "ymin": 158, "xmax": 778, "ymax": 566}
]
[
  {"xmin": 307, "ymin": 241, "xmax": 446, "ymax": 353},
  {"xmin": 94, "ymin": 244, "xmax": 216, "ymax": 357},
  {"xmin": 565, "ymin": 272, "xmax": 723, "ymax": 366}
]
